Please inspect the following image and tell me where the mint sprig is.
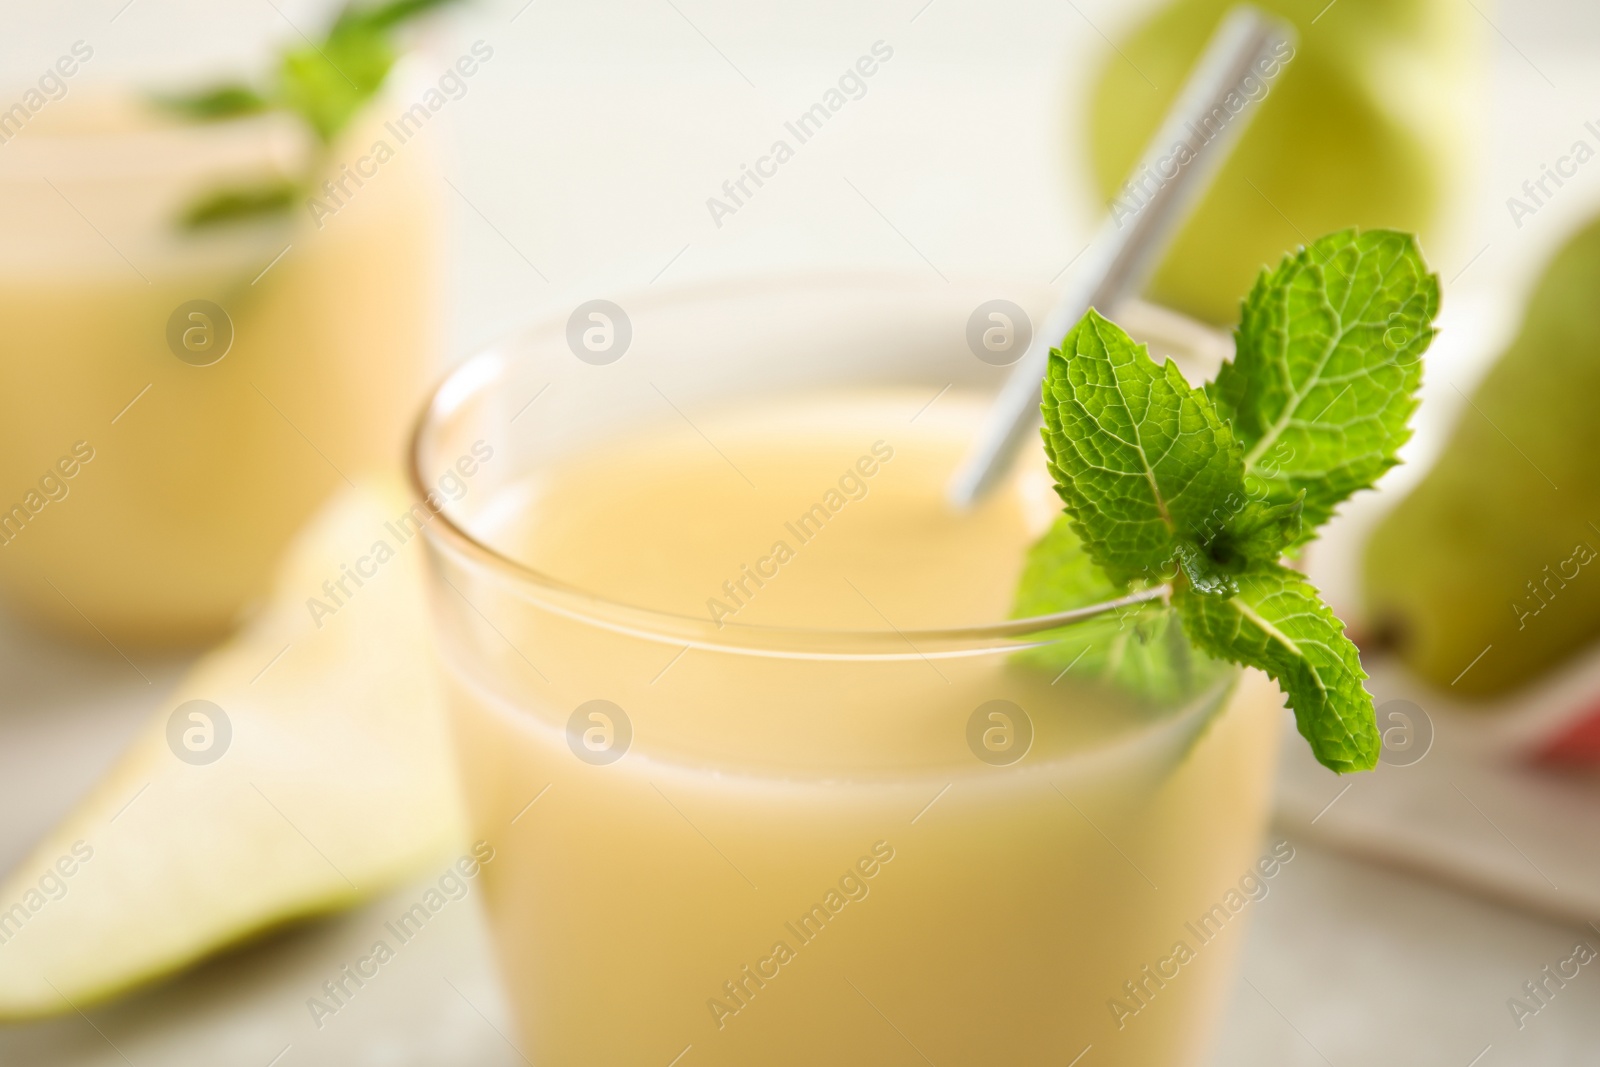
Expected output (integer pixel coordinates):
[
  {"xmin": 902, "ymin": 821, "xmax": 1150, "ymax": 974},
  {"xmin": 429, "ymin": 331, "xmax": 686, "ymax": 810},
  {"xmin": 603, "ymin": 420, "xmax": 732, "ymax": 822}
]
[
  {"xmin": 1016, "ymin": 228, "xmax": 1440, "ymax": 774},
  {"xmin": 157, "ymin": 0, "xmax": 461, "ymax": 229}
]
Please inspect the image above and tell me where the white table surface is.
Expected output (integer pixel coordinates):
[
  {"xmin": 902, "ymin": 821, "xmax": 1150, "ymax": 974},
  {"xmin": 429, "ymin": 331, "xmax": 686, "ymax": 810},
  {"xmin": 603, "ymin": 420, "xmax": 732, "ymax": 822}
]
[{"xmin": 5, "ymin": 0, "xmax": 1600, "ymax": 1062}]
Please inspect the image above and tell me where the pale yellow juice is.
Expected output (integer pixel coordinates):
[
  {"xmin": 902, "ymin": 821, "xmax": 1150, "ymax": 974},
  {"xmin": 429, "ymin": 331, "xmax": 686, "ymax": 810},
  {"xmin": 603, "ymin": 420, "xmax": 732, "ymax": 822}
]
[
  {"xmin": 436, "ymin": 390, "xmax": 1282, "ymax": 1066},
  {"xmin": 0, "ymin": 96, "xmax": 437, "ymax": 642}
]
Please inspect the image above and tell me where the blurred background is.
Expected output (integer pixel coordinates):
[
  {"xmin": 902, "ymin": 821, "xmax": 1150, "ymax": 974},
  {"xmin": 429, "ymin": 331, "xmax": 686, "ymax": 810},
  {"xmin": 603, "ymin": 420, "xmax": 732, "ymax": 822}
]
[{"xmin": 3, "ymin": 0, "xmax": 1600, "ymax": 1063}]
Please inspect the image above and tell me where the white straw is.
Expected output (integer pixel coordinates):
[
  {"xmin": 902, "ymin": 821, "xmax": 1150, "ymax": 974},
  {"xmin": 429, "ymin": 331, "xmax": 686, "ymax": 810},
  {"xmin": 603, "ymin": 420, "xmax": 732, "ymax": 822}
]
[{"xmin": 946, "ymin": 6, "xmax": 1297, "ymax": 509}]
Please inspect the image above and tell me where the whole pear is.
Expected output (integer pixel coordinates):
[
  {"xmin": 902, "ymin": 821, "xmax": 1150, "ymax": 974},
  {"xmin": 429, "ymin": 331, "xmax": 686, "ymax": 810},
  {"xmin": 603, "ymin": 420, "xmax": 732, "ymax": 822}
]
[
  {"xmin": 1085, "ymin": 0, "xmax": 1471, "ymax": 324},
  {"xmin": 1365, "ymin": 216, "xmax": 1600, "ymax": 698}
]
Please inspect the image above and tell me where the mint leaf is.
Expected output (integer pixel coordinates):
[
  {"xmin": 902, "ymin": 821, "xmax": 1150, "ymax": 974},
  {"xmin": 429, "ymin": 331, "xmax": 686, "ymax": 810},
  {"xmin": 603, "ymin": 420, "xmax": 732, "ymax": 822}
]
[
  {"xmin": 1011, "ymin": 514, "xmax": 1126, "ymax": 617},
  {"xmin": 278, "ymin": 0, "xmax": 462, "ymax": 143},
  {"xmin": 1174, "ymin": 564, "xmax": 1378, "ymax": 773},
  {"xmin": 180, "ymin": 179, "xmax": 300, "ymax": 230},
  {"xmin": 1211, "ymin": 228, "xmax": 1440, "ymax": 536},
  {"xmin": 1208, "ymin": 494, "xmax": 1304, "ymax": 572},
  {"xmin": 279, "ymin": 26, "xmax": 397, "ymax": 144},
  {"xmin": 345, "ymin": 0, "xmax": 461, "ymax": 32},
  {"xmin": 1042, "ymin": 309, "xmax": 1246, "ymax": 584},
  {"xmin": 154, "ymin": 84, "xmax": 271, "ymax": 121},
  {"xmin": 1011, "ymin": 516, "xmax": 1223, "ymax": 704}
]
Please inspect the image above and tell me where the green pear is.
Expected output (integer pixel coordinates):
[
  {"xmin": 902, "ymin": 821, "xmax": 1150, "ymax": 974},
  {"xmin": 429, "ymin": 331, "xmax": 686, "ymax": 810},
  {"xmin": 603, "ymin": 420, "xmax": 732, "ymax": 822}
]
[
  {"xmin": 0, "ymin": 479, "xmax": 463, "ymax": 1017},
  {"xmin": 1365, "ymin": 216, "xmax": 1600, "ymax": 698},
  {"xmin": 1085, "ymin": 0, "xmax": 1472, "ymax": 324}
]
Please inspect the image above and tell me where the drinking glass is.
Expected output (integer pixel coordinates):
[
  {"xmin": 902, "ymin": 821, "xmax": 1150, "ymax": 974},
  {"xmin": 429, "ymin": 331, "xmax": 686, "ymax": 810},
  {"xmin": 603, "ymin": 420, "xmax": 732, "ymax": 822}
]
[{"xmin": 411, "ymin": 274, "xmax": 1281, "ymax": 1067}]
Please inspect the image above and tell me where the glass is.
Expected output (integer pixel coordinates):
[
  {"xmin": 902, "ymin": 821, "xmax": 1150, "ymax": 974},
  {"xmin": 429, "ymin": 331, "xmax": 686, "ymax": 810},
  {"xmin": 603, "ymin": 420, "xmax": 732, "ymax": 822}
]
[
  {"xmin": 411, "ymin": 275, "xmax": 1282, "ymax": 1067},
  {"xmin": 0, "ymin": 92, "xmax": 438, "ymax": 643}
]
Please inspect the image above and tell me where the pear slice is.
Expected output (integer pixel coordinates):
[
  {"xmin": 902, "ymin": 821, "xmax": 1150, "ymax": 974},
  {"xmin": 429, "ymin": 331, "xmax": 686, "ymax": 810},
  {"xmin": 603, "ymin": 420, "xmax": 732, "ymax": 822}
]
[{"xmin": 0, "ymin": 479, "xmax": 463, "ymax": 1018}]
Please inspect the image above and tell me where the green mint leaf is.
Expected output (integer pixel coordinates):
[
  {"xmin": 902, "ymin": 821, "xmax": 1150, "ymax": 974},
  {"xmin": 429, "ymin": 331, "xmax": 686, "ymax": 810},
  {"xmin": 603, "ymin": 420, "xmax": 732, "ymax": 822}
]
[
  {"xmin": 1174, "ymin": 563, "xmax": 1378, "ymax": 773},
  {"xmin": 1011, "ymin": 513, "xmax": 1127, "ymax": 616},
  {"xmin": 278, "ymin": 33, "xmax": 396, "ymax": 144},
  {"xmin": 179, "ymin": 179, "xmax": 300, "ymax": 229},
  {"xmin": 1011, "ymin": 516, "xmax": 1224, "ymax": 704},
  {"xmin": 153, "ymin": 84, "xmax": 272, "ymax": 121},
  {"xmin": 1210, "ymin": 494, "xmax": 1304, "ymax": 571},
  {"xmin": 342, "ymin": 0, "xmax": 462, "ymax": 32},
  {"xmin": 1042, "ymin": 308, "xmax": 1245, "ymax": 584},
  {"xmin": 1211, "ymin": 228, "xmax": 1440, "ymax": 537},
  {"xmin": 277, "ymin": 0, "xmax": 461, "ymax": 143}
]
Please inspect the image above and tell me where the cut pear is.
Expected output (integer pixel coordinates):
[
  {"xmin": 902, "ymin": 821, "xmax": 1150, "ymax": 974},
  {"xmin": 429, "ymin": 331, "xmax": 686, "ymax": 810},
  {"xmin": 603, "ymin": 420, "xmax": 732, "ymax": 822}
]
[{"xmin": 0, "ymin": 479, "xmax": 463, "ymax": 1018}]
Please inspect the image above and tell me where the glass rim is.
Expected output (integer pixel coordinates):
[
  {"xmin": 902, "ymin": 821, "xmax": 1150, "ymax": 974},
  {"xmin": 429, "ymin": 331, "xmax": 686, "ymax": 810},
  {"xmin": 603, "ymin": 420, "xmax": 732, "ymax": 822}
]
[{"xmin": 408, "ymin": 272, "xmax": 1205, "ymax": 661}]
